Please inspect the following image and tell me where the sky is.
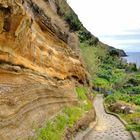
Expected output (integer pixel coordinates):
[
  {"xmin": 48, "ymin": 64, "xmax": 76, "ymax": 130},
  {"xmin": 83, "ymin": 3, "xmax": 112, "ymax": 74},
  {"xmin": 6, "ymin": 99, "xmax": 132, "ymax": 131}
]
[{"xmin": 67, "ymin": 0, "xmax": 140, "ymax": 52}]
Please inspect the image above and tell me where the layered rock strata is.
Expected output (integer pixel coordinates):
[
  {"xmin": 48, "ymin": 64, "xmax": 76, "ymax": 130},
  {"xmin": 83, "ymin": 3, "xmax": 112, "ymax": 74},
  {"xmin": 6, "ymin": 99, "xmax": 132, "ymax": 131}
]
[{"xmin": 0, "ymin": 0, "xmax": 88, "ymax": 139}]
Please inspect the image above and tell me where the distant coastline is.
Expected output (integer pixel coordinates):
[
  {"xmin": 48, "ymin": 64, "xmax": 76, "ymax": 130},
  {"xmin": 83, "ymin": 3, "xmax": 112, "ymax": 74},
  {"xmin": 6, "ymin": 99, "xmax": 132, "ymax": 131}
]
[{"xmin": 124, "ymin": 52, "xmax": 140, "ymax": 68}]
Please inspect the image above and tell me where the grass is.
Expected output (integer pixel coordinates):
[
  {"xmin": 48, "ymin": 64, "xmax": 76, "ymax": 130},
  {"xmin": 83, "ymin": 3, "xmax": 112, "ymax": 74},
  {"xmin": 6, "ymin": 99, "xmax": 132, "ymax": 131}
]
[
  {"xmin": 35, "ymin": 86, "xmax": 93, "ymax": 140},
  {"xmin": 76, "ymin": 87, "xmax": 87, "ymax": 100},
  {"xmin": 76, "ymin": 86, "xmax": 93, "ymax": 111},
  {"xmin": 80, "ymin": 43, "xmax": 100, "ymax": 78},
  {"xmin": 37, "ymin": 106, "xmax": 83, "ymax": 140},
  {"xmin": 120, "ymin": 112, "xmax": 140, "ymax": 134},
  {"xmin": 63, "ymin": 106, "xmax": 83, "ymax": 127},
  {"xmin": 104, "ymin": 93, "xmax": 140, "ymax": 106},
  {"xmin": 126, "ymin": 124, "xmax": 140, "ymax": 132}
]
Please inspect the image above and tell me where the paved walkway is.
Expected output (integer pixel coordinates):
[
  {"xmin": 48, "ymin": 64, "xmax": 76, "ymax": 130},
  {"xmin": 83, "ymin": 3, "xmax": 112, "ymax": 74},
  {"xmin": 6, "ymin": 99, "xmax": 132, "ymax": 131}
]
[{"xmin": 80, "ymin": 94, "xmax": 133, "ymax": 140}]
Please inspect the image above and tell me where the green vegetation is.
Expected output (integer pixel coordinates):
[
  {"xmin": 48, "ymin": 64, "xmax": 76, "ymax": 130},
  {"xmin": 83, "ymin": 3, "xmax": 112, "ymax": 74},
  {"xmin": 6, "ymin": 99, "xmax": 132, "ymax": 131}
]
[
  {"xmin": 35, "ymin": 87, "xmax": 92, "ymax": 140},
  {"xmin": 56, "ymin": 0, "xmax": 100, "ymax": 46},
  {"xmin": 76, "ymin": 86, "xmax": 93, "ymax": 112},
  {"xmin": 95, "ymin": 50, "xmax": 140, "ymax": 135},
  {"xmin": 64, "ymin": 12, "xmax": 81, "ymax": 31},
  {"xmin": 56, "ymin": 0, "xmax": 82, "ymax": 31},
  {"xmin": 76, "ymin": 87, "xmax": 87, "ymax": 100},
  {"xmin": 126, "ymin": 63, "xmax": 137, "ymax": 72},
  {"xmin": 105, "ymin": 94, "xmax": 117, "ymax": 104},
  {"xmin": 104, "ymin": 92, "xmax": 140, "ymax": 133},
  {"xmin": 126, "ymin": 124, "xmax": 140, "ymax": 132},
  {"xmin": 80, "ymin": 43, "xmax": 107, "ymax": 79},
  {"xmin": 80, "ymin": 43, "xmax": 99, "ymax": 78},
  {"xmin": 93, "ymin": 77, "xmax": 109, "ymax": 88},
  {"xmin": 79, "ymin": 26, "xmax": 140, "ymax": 136},
  {"xmin": 93, "ymin": 52, "xmax": 127, "ymax": 91},
  {"xmin": 78, "ymin": 30, "xmax": 99, "ymax": 46},
  {"xmin": 79, "ymin": 32, "xmax": 140, "ymax": 137},
  {"xmin": 121, "ymin": 112, "xmax": 140, "ymax": 132},
  {"xmin": 105, "ymin": 92, "xmax": 140, "ymax": 105},
  {"xmin": 37, "ymin": 106, "xmax": 83, "ymax": 140}
]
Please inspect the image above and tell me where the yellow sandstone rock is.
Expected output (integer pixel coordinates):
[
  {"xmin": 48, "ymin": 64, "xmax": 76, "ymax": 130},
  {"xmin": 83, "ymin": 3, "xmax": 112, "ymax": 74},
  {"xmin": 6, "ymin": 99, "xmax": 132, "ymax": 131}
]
[{"xmin": 0, "ymin": 0, "xmax": 88, "ymax": 139}]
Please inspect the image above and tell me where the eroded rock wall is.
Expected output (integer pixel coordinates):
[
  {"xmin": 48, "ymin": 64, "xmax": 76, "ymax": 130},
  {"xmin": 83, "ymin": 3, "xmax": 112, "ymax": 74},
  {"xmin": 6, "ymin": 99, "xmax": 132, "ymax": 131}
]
[{"xmin": 0, "ymin": 0, "xmax": 88, "ymax": 139}]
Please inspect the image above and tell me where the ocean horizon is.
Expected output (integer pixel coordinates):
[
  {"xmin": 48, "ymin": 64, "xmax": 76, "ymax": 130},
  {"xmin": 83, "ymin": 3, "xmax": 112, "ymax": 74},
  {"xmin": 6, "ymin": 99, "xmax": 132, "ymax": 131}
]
[{"xmin": 124, "ymin": 52, "xmax": 140, "ymax": 68}]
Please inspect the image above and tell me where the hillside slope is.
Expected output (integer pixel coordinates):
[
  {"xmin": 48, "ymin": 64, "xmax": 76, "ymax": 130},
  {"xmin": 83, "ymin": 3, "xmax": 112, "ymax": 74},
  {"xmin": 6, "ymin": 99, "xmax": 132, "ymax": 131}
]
[{"xmin": 56, "ymin": 0, "xmax": 126, "ymax": 57}]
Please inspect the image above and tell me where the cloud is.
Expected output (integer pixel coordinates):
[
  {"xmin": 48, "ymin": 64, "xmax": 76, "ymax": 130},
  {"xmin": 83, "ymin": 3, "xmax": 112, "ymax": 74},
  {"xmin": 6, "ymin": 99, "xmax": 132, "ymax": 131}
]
[
  {"xmin": 100, "ymin": 34, "xmax": 140, "ymax": 40},
  {"xmin": 68, "ymin": 0, "xmax": 140, "ymax": 51},
  {"xmin": 99, "ymin": 36, "xmax": 140, "ymax": 52},
  {"xmin": 123, "ymin": 28, "xmax": 140, "ymax": 35}
]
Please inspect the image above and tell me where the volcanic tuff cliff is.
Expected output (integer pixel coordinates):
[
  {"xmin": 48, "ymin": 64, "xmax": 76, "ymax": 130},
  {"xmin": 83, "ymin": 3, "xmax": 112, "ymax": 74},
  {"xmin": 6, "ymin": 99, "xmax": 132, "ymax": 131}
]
[{"xmin": 0, "ymin": 0, "xmax": 89, "ymax": 139}]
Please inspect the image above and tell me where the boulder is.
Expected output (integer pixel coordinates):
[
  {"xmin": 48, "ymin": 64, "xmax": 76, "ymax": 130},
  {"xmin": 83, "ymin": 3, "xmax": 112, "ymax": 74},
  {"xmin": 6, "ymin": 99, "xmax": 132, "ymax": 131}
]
[{"xmin": 109, "ymin": 103, "xmax": 134, "ymax": 114}]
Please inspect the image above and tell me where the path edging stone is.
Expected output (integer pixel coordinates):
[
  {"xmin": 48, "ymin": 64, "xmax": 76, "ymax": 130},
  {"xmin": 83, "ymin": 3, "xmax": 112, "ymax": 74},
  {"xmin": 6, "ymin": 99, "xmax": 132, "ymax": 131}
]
[{"xmin": 103, "ymin": 101, "xmax": 140, "ymax": 140}]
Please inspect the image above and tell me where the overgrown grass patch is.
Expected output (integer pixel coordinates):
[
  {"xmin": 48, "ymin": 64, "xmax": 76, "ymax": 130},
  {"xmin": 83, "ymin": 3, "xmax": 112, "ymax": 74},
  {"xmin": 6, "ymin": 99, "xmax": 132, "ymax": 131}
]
[
  {"xmin": 36, "ymin": 86, "xmax": 93, "ymax": 140},
  {"xmin": 76, "ymin": 87, "xmax": 93, "ymax": 111},
  {"xmin": 37, "ymin": 106, "xmax": 83, "ymax": 140},
  {"xmin": 80, "ymin": 44, "xmax": 98, "ymax": 78},
  {"xmin": 120, "ymin": 112, "xmax": 140, "ymax": 133},
  {"xmin": 76, "ymin": 87, "xmax": 87, "ymax": 100},
  {"xmin": 63, "ymin": 106, "xmax": 83, "ymax": 127},
  {"xmin": 126, "ymin": 124, "xmax": 140, "ymax": 132},
  {"xmin": 120, "ymin": 112, "xmax": 140, "ymax": 124}
]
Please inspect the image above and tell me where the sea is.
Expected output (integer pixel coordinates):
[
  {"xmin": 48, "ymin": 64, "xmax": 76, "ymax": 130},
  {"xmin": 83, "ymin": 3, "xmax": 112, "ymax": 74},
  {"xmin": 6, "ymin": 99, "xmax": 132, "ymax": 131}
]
[{"xmin": 123, "ymin": 52, "xmax": 140, "ymax": 68}]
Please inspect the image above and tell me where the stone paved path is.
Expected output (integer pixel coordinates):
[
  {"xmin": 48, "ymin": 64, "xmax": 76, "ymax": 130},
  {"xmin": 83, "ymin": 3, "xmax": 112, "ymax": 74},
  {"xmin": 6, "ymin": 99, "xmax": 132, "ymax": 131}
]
[{"xmin": 82, "ymin": 94, "xmax": 133, "ymax": 140}]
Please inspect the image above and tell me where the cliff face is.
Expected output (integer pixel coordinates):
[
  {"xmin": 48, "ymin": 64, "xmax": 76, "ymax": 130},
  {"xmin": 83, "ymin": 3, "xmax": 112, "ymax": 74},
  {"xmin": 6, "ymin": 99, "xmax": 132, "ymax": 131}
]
[
  {"xmin": 101, "ymin": 43, "xmax": 127, "ymax": 57},
  {"xmin": 0, "ymin": 0, "xmax": 88, "ymax": 139}
]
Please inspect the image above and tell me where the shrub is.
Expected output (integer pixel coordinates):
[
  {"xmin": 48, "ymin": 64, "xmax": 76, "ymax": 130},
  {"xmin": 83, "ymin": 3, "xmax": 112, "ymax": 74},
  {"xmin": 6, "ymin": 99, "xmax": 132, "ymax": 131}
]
[
  {"xmin": 126, "ymin": 63, "xmax": 137, "ymax": 72},
  {"xmin": 97, "ymin": 68, "xmax": 112, "ymax": 81},
  {"xmin": 105, "ymin": 95, "xmax": 117, "ymax": 104},
  {"xmin": 126, "ymin": 124, "xmax": 140, "ymax": 131},
  {"xmin": 93, "ymin": 77, "xmax": 109, "ymax": 87},
  {"xmin": 105, "ymin": 91, "xmax": 140, "ymax": 105},
  {"xmin": 109, "ymin": 49, "xmax": 119, "ymax": 57},
  {"xmin": 119, "ymin": 94, "xmax": 131, "ymax": 102},
  {"xmin": 131, "ymin": 96, "xmax": 140, "ymax": 105},
  {"xmin": 56, "ymin": 0, "xmax": 82, "ymax": 31},
  {"xmin": 128, "ymin": 78, "xmax": 139, "ymax": 86},
  {"xmin": 64, "ymin": 13, "xmax": 81, "ymax": 31},
  {"xmin": 78, "ymin": 30, "xmax": 99, "ymax": 46},
  {"xmin": 78, "ymin": 30, "xmax": 92, "ymax": 42},
  {"xmin": 132, "ymin": 86, "xmax": 140, "ymax": 94}
]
